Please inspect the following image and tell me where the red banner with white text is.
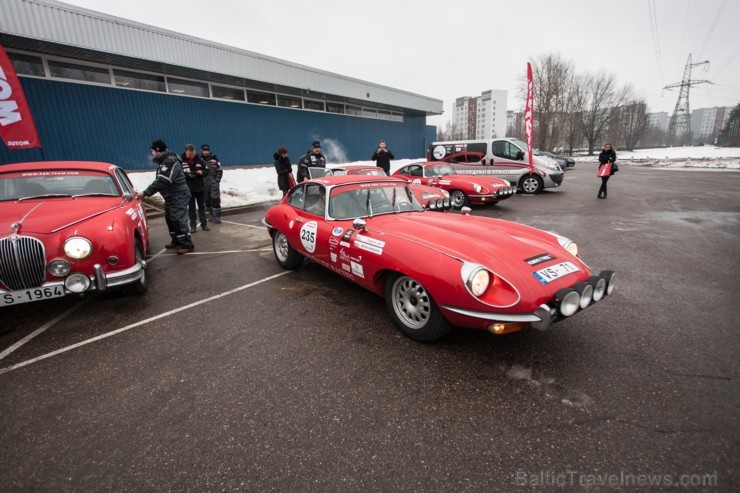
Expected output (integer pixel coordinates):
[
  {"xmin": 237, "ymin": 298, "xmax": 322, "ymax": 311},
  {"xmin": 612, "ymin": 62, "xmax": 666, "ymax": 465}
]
[
  {"xmin": 525, "ymin": 62, "xmax": 534, "ymax": 175},
  {"xmin": 0, "ymin": 44, "xmax": 41, "ymax": 150}
]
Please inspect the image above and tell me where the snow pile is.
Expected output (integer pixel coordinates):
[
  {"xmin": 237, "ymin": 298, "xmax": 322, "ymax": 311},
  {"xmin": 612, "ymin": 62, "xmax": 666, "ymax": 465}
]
[{"xmin": 573, "ymin": 146, "xmax": 740, "ymax": 170}]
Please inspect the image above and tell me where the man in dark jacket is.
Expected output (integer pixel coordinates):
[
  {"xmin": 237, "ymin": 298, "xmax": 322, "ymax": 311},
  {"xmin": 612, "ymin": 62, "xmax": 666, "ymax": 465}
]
[
  {"xmin": 181, "ymin": 144, "xmax": 209, "ymax": 232},
  {"xmin": 200, "ymin": 144, "xmax": 223, "ymax": 223},
  {"xmin": 371, "ymin": 139, "xmax": 395, "ymax": 175},
  {"xmin": 296, "ymin": 141, "xmax": 326, "ymax": 183},
  {"xmin": 273, "ymin": 146, "xmax": 293, "ymax": 196},
  {"xmin": 139, "ymin": 139, "xmax": 194, "ymax": 254}
]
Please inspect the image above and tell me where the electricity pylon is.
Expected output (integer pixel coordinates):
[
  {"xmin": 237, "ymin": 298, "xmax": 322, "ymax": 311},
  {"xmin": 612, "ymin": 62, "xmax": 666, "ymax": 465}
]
[{"xmin": 663, "ymin": 54, "xmax": 710, "ymax": 146}]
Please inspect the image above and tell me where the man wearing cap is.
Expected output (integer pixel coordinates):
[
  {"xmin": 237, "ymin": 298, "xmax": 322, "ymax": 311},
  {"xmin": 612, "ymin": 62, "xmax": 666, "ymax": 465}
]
[
  {"xmin": 296, "ymin": 140, "xmax": 326, "ymax": 183},
  {"xmin": 200, "ymin": 144, "xmax": 224, "ymax": 223},
  {"xmin": 138, "ymin": 139, "xmax": 194, "ymax": 254}
]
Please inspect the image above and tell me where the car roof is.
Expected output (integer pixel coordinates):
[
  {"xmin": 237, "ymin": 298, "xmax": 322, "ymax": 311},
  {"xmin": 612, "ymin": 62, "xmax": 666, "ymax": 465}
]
[{"xmin": 0, "ymin": 161, "xmax": 118, "ymax": 173}]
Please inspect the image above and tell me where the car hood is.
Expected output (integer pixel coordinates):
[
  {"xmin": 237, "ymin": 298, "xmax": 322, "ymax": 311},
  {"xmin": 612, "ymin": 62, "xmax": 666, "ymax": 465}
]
[
  {"xmin": 367, "ymin": 212, "xmax": 582, "ymax": 278},
  {"xmin": 1, "ymin": 198, "xmax": 124, "ymax": 235}
]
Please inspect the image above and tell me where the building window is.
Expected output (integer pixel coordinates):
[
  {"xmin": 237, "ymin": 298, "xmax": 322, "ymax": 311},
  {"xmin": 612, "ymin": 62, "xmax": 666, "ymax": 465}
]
[
  {"xmin": 377, "ymin": 110, "xmax": 392, "ymax": 120},
  {"xmin": 278, "ymin": 95, "xmax": 302, "ymax": 108},
  {"xmin": 48, "ymin": 60, "xmax": 111, "ymax": 84},
  {"xmin": 247, "ymin": 90, "xmax": 276, "ymax": 105},
  {"xmin": 212, "ymin": 85, "xmax": 245, "ymax": 101},
  {"xmin": 8, "ymin": 53, "xmax": 44, "ymax": 77},
  {"xmin": 391, "ymin": 112, "xmax": 404, "ymax": 122},
  {"xmin": 326, "ymin": 102, "xmax": 345, "ymax": 114},
  {"xmin": 167, "ymin": 77, "xmax": 209, "ymax": 97},
  {"xmin": 362, "ymin": 107, "xmax": 377, "ymax": 118},
  {"xmin": 304, "ymin": 100, "xmax": 325, "ymax": 111},
  {"xmin": 346, "ymin": 105, "xmax": 362, "ymax": 116},
  {"xmin": 113, "ymin": 69, "xmax": 165, "ymax": 92}
]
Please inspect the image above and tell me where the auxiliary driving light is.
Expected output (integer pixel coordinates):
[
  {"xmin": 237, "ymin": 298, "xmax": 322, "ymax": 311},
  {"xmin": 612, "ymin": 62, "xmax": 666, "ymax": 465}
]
[
  {"xmin": 588, "ymin": 275, "xmax": 607, "ymax": 301},
  {"xmin": 64, "ymin": 273, "xmax": 91, "ymax": 293},
  {"xmin": 573, "ymin": 281, "xmax": 594, "ymax": 309},
  {"xmin": 47, "ymin": 259, "xmax": 71, "ymax": 277},
  {"xmin": 599, "ymin": 270, "xmax": 616, "ymax": 295},
  {"xmin": 555, "ymin": 288, "xmax": 580, "ymax": 317}
]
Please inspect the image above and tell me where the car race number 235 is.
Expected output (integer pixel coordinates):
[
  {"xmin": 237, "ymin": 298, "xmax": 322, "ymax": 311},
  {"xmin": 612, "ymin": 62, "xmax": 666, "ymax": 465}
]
[{"xmin": 300, "ymin": 221, "xmax": 318, "ymax": 253}]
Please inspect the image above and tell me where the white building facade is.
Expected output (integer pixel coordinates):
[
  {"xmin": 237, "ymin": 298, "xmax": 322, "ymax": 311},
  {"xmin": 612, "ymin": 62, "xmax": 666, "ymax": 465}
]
[{"xmin": 452, "ymin": 89, "xmax": 508, "ymax": 140}]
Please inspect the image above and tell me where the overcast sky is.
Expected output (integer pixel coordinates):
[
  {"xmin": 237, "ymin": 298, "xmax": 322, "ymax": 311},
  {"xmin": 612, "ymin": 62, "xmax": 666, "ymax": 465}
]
[{"xmin": 60, "ymin": 0, "xmax": 740, "ymax": 128}]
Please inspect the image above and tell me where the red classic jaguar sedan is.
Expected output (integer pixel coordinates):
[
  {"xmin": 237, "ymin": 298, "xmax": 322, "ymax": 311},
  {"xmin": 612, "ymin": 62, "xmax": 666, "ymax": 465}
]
[
  {"xmin": 392, "ymin": 161, "xmax": 516, "ymax": 209},
  {"xmin": 0, "ymin": 161, "xmax": 150, "ymax": 307},
  {"xmin": 263, "ymin": 175, "xmax": 615, "ymax": 342}
]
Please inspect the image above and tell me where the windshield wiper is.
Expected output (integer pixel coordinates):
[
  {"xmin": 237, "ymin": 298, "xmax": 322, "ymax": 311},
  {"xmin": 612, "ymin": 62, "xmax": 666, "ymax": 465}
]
[
  {"xmin": 18, "ymin": 194, "xmax": 72, "ymax": 201},
  {"xmin": 366, "ymin": 190, "xmax": 373, "ymax": 216}
]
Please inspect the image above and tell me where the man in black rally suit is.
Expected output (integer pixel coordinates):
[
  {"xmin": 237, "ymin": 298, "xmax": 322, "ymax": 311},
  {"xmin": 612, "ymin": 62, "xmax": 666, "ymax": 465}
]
[
  {"xmin": 139, "ymin": 139, "xmax": 194, "ymax": 255},
  {"xmin": 296, "ymin": 140, "xmax": 326, "ymax": 183},
  {"xmin": 199, "ymin": 144, "xmax": 223, "ymax": 223},
  {"xmin": 181, "ymin": 144, "xmax": 209, "ymax": 232},
  {"xmin": 371, "ymin": 139, "xmax": 395, "ymax": 176}
]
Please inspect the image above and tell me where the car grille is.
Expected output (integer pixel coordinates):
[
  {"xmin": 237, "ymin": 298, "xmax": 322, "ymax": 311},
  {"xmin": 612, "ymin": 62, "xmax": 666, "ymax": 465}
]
[{"xmin": 0, "ymin": 236, "xmax": 46, "ymax": 290}]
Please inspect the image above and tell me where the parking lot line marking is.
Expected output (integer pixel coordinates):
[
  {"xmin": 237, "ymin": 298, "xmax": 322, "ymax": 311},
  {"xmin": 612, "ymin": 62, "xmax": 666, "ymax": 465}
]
[
  {"xmin": 0, "ymin": 296, "xmax": 95, "ymax": 361},
  {"xmin": 0, "ymin": 271, "xmax": 292, "ymax": 376},
  {"xmin": 219, "ymin": 220, "xmax": 264, "ymax": 229}
]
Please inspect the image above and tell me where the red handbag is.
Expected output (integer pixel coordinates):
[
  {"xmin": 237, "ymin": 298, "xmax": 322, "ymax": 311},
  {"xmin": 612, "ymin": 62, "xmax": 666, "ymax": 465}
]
[{"xmin": 597, "ymin": 162, "xmax": 613, "ymax": 177}]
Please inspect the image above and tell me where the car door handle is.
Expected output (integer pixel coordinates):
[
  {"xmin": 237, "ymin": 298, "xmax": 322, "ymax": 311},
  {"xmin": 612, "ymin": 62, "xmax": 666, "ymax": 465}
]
[{"xmin": 294, "ymin": 217, "xmax": 304, "ymax": 223}]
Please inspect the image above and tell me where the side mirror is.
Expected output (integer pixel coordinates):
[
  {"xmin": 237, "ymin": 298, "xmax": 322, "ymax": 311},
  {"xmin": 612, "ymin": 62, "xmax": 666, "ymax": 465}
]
[
  {"xmin": 352, "ymin": 218, "xmax": 367, "ymax": 231},
  {"xmin": 123, "ymin": 193, "xmax": 135, "ymax": 203},
  {"xmin": 460, "ymin": 206, "xmax": 472, "ymax": 216},
  {"xmin": 516, "ymin": 151, "xmax": 525, "ymax": 161}
]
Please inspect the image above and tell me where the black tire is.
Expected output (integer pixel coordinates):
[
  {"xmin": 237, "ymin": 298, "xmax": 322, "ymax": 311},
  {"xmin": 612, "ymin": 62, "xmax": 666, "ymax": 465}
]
[
  {"xmin": 121, "ymin": 239, "xmax": 149, "ymax": 296},
  {"xmin": 273, "ymin": 230, "xmax": 304, "ymax": 269},
  {"xmin": 384, "ymin": 273, "xmax": 451, "ymax": 342},
  {"xmin": 449, "ymin": 189, "xmax": 470, "ymax": 209},
  {"xmin": 519, "ymin": 174, "xmax": 544, "ymax": 194}
]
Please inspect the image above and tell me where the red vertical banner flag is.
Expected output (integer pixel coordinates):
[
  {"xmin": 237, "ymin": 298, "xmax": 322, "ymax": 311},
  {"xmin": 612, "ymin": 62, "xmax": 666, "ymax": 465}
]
[
  {"xmin": 0, "ymin": 44, "xmax": 41, "ymax": 150},
  {"xmin": 524, "ymin": 62, "xmax": 534, "ymax": 175}
]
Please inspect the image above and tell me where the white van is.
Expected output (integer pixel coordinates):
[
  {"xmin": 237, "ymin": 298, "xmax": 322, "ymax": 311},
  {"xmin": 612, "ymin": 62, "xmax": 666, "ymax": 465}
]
[{"xmin": 428, "ymin": 138, "xmax": 564, "ymax": 194}]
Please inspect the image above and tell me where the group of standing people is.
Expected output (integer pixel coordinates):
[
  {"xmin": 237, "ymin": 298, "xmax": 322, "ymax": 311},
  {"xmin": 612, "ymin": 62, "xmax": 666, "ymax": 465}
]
[
  {"xmin": 273, "ymin": 139, "xmax": 394, "ymax": 195},
  {"xmin": 137, "ymin": 139, "xmax": 222, "ymax": 255}
]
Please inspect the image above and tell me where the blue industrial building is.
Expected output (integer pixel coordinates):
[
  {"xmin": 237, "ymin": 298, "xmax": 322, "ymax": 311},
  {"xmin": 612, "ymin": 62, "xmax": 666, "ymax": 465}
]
[{"xmin": 0, "ymin": 0, "xmax": 442, "ymax": 169}]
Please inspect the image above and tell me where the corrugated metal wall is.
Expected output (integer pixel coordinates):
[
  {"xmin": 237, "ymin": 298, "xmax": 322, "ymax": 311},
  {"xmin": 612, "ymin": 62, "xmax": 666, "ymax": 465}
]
[{"xmin": 0, "ymin": 78, "xmax": 434, "ymax": 169}]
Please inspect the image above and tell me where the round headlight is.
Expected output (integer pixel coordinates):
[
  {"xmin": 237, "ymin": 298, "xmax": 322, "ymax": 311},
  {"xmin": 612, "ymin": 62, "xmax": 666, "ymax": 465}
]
[
  {"xmin": 468, "ymin": 269, "xmax": 490, "ymax": 297},
  {"xmin": 473, "ymin": 183, "xmax": 482, "ymax": 193},
  {"xmin": 428, "ymin": 200, "xmax": 437, "ymax": 210},
  {"xmin": 64, "ymin": 237, "xmax": 92, "ymax": 259},
  {"xmin": 47, "ymin": 259, "xmax": 71, "ymax": 277},
  {"xmin": 443, "ymin": 198, "xmax": 451, "ymax": 208}
]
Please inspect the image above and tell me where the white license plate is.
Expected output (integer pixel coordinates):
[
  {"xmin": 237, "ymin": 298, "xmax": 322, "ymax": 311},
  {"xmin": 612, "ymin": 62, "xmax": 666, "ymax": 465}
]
[
  {"xmin": 2, "ymin": 285, "xmax": 66, "ymax": 306},
  {"xmin": 533, "ymin": 261, "xmax": 580, "ymax": 285}
]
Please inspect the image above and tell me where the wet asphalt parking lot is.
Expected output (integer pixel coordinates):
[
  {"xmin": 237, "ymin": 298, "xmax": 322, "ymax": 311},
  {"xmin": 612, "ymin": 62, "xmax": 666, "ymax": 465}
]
[{"xmin": 1, "ymin": 163, "xmax": 738, "ymax": 491}]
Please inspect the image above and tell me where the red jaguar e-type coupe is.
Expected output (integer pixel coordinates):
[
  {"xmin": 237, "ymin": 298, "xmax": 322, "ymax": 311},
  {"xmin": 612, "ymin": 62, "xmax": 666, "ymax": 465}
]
[{"xmin": 263, "ymin": 175, "xmax": 615, "ymax": 342}]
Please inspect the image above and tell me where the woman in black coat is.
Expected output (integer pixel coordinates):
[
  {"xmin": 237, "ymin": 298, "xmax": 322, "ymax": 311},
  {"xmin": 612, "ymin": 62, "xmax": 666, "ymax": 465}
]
[
  {"xmin": 597, "ymin": 143, "xmax": 617, "ymax": 199},
  {"xmin": 273, "ymin": 147, "xmax": 293, "ymax": 197}
]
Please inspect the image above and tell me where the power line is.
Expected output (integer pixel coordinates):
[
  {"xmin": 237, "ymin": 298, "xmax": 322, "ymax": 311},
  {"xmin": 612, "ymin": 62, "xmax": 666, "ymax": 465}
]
[
  {"xmin": 697, "ymin": 0, "xmax": 728, "ymax": 60},
  {"xmin": 647, "ymin": 0, "xmax": 665, "ymax": 85}
]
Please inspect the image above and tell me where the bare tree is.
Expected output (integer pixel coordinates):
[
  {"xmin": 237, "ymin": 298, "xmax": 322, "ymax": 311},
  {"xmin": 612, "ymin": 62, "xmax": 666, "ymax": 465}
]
[
  {"xmin": 524, "ymin": 53, "xmax": 575, "ymax": 152},
  {"xmin": 436, "ymin": 121, "xmax": 454, "ymax": 141},
  {"xmin": 576, "ymin": 72, "xmax": 630, "ymax": 154},
  {"xmin": 619, "ymin": 99, "xmax": 649, "ymax": 151}
]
